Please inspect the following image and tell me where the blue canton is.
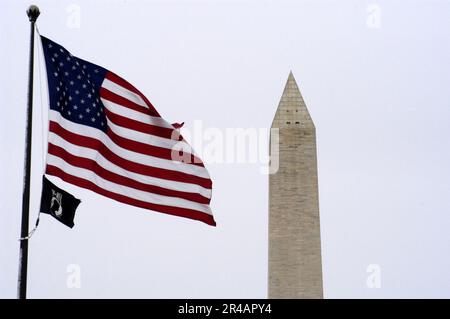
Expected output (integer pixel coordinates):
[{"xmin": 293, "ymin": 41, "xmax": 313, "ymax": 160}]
[{"xmin": 41, "ymin": 36, "xmax": 108, "ymax": 132}]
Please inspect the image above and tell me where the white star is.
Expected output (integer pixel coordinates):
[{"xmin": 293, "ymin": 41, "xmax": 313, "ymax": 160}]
[
  {"xmin": 82, "ymin": 84, "xmax": 87, "ymax": 89},
  {"xmin": 87, "ymin": 93, "xmax": 92, "ymax": 98},
  {"xmin": 79, "ymin": 114, "xmax": 83, "ymax": 119},
  {"xmin": 51, "ymin": 58, "xmax": 55, "ymax": 62},
  {"xmin": 69, "ymin": 81, "xmax": 74, "ymax": 86},
  {"xmin": 73, "ymin": 105, "xmax": 78, "ymax": 110},
  {"xmin": 97, "ymin": 112, "xmax": 100, "ymax": 117},
  {"xmin": 72, "ymin": 65, "xmax": 77, "ymax": 70},
  {"xmin": 53, "ymin": 72, "xmax": 58, "ymax": 77},
  {"xmin": 75, "ymin": 90, "xmax": 80, "ymax": 95},
  {"xmin": 68, "ymin": 96, "xmax": 72, "ymax": 101},
  {"xmin": 91, "ymin": 117, "xmax": 96, "ymax": 122},
  {"xmin": 94, "ymin": 69, "xmax": 99, "ymax": 73},
  {"xmin": 54, "ymin": 53, "xmax": 58, "ymax": 57},
  {"xmin": 77, "ymin": 75, "xmax": 82, "ymax": 80},
  {"xmin": 101, "ymin": 122, "xmax": 104, "ymax": 126},
  {"xmin": 66, "ymin": 56, "xmax": 71, "ymax": 61},
  {"xmin": 59, "ymin": 62, "xmax": 64, "ymax": 67},
  {"xmin": 92, "ymin": 103, "xmax": 96, "ymax": 107},
  {"xmin": 83, "ymin": 65, "xmax": 87, "ymax": 69},
  {"xmin": 81, "ymin": 99, "xmax": 85, "ymax": 104},
  {"xmin": 68, "ymin": 111, "xmax": 71, "ymax": 116},
  {"xmin": 57, "ymin": 102, "xmax": 60, "ymax": 106},
  {"xmin": 59, "ymin": 48, "xmax": 64, "ymax": 53},
  {"xmin": 48, "ymin": 44, "xmax": 52, "ymax": 48},
  {"xmin": 56, "ymin": 87, "xmax": 60, "ymax": 91},
  {"xmin": 64, "ymin": 72, "xmax": 69, "ymax": 76},
  {"xmin": 86, "ymin": 108, "xmax": 91, "ymax": 113}
]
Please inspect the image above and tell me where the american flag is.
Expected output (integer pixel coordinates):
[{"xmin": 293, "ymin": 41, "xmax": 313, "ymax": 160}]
[{"xmin": 40, "ymin": 36, "xmax": 215, "ymax": 226}]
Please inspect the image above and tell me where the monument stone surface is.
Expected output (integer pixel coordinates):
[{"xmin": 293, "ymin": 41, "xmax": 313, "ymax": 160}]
[{"xmin": 268, "ymin": 72, "xmax": 323, "ymax": 298}]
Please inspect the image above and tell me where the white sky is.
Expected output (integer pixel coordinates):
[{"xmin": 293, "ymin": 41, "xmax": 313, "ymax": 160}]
[{"xmin": 1, "ymin": 0, "xmax": 450, "ymax": 298}]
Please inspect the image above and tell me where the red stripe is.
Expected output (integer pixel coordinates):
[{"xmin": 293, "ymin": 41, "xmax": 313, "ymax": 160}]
[
  {"xmin": 107, "ymin": 127, "xmax": 205, "ymax": 167},
  {"xmin": 105, "ymin": 108, "xmax": 178, "ymax": 140},
  {"xmin": 105, "ymin": 108, "xmax": 196, "ymax": 150},
  {"xmin": 46, "ymin": 165, "xmax": 216, "ymax": 226},
  {"xmin": 48, "ymin": 143, "xmax": 211, "ymax": 204},
  {"xmin": 49, "ymin": 121, "xmax": 212, "ymax": 189},
  {"xmin": 105, "ymin": 72, "xmax": 160, "ymax": 117},
  {"xmin": 100, "ymin": 87, "xmax": 157, "ymax": 117},
  {"xmin": 101, "ymin": 74, "xmax": 203, "ymax": 165}
]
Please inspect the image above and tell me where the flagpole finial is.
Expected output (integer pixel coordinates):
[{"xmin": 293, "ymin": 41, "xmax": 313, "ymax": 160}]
[{"xmin": 26, "ymin": 5, "xmax": 40, "ymax": 22}]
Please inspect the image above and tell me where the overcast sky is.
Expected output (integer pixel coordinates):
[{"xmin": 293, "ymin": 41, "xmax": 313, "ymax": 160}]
[{"xmin": 1, "ymin": 0, "xmax": 449, "ymax": 298}]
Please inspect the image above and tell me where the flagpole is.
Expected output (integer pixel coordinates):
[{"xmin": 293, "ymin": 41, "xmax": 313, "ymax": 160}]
[{"xmin": 18, "ymin": 5, "xmax": 40, "ymax": 300}]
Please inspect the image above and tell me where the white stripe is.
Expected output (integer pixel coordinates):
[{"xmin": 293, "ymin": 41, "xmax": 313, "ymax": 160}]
[
  {"xmin": 47, "ymin": 154, "xmax": 213, "ymax": 215},
  {"xmin": 49, "ymin": 132, "xmax": 212, "ymax": 199},
  {"xmin": 102, "ymin": 99, "xmax": 173, "ymax": 129},
  {"xmin": 102, "ymin": 78, "xmax": 148, "ymax": 108},
  {"xmin": 48, "ymin": 110, "xmax": 210, "ymax": 179},
  {"xmin": 107, "ymin": 119, "xmax": 190, "ymax": 151}
]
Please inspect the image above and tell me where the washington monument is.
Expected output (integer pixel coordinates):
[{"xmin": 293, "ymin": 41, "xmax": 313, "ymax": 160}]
[{"xmin": 268, "ymin": 72, "xmax": 323, "ymax": 298}]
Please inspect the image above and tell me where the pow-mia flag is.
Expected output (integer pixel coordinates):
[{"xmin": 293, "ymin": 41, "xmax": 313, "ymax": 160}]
[{"xmin": 40, "ymin": 176, "xmax": 81, "ymax": 228}]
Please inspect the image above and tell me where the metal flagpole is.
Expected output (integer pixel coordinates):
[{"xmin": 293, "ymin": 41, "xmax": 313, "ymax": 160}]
[{"xmin": 18, "ymin": 5, "xmax": 40, "ymax": 300}]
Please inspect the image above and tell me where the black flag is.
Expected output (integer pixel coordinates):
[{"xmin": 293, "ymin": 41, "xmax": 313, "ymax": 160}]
[{"xmin": 40, "ymin": 176, "xmax": 81, "ymax": 228}]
